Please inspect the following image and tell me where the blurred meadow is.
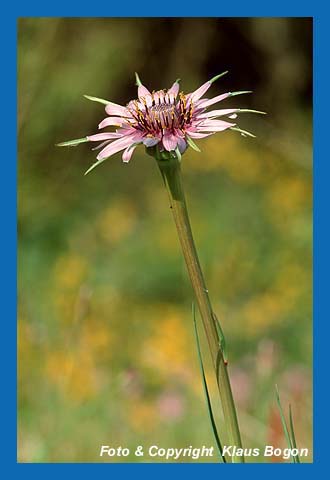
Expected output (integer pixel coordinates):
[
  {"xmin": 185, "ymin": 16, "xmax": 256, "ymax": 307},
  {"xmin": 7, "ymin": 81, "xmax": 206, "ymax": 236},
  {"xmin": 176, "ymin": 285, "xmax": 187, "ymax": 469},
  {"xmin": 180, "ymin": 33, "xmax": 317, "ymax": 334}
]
[{"xmin": 17, "ymin": 17, "xmax": 312, "ymax": 463}]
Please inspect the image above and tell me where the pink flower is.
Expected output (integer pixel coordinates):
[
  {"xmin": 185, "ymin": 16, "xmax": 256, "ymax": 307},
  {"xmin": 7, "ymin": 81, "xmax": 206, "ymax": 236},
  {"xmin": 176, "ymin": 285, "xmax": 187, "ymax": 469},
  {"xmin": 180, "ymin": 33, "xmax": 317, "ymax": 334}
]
[{"xmin": 58, "ymin": 73, "xmax": 264, "ymax": 174}]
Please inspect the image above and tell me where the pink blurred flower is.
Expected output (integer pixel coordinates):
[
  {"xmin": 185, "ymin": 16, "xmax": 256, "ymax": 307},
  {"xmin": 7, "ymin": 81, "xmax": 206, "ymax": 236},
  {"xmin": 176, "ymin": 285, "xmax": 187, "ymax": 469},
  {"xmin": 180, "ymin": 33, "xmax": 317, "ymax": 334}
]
[
  {"xmin": 157, "ymin": 390, "xmax": 185, "ymax": 421},
  {"xmin": 229, "ymin": 367, "xmax": 253, "ymax": 408},
  {"xmin": 58, "ymin": 73, "xmax": 264, "ymax": 173}
]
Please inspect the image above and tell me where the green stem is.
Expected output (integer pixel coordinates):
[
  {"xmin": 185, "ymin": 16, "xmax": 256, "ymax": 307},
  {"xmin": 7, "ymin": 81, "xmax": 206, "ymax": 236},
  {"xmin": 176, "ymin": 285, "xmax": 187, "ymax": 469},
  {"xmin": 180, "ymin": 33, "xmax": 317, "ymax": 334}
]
[{"xmin": 157, "ymin": 155, "xmax": 244, "ymax": 463}]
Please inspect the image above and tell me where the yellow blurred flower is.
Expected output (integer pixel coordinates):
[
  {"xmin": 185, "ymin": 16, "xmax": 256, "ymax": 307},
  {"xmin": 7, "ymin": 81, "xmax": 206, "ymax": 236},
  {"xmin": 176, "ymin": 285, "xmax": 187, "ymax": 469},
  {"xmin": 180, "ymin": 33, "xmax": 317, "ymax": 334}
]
[
  {"xmin": 240, "ymin": 262, "xmax": 308, "ymax": 335},
  {"xmin": 267, "ymin": 176, "xmax": 311, "ymax": 232},
  {"xmin": 242, "ymin": 291, "xmax": 288, "ymax": 334},
  {"xmin": 45, "ymin": 349, "xmax": 99, "ymax": 402},
  {"xmin": 188, "ymin": 135, "xmax": 233, "ymax": 172},
  {"xmin": 189, "ymin": 135, "xmax": 266, "ymax": 185},
  {"xmin": 154, "ymin": 220, "xmax": 179, "ymax": 254},
  {"xmin": 52, "ymin": 291, "xmax": 76, "ymax": 323},
  {"xmin": 210, "ymin": 240, "xmax": 253, "ymax": 300},
  {"xmin": 126, "ymin": 398, "xmax": 159, "ymax": 433},
  {"xmin": 18, "ymin": 318, "xmax": 32, "ymax": 358},
  {"xmin": 268, "ymin": 176, "xmax": 310, "ymax": 214},
  {"xmin": 53, "ymin": 253, "xmax": 88, "ymax": 290},
  {"xmin": 52, "ymin": 254, "xmax": 89, "ymax": 324},
  {"xmin": 141, "ymin": 306, "xmax": 192, "ymax": 379},
  {"xmin": 80, "ymin": 320, "xmax": 113, "ymax": 357},
  {"xmin": 96, "ymin": 198, "xmax": 137, "ymax": 244},
  {"xmin": 18, "ymin": 318, "xmax": 34, "ymax": 384}
]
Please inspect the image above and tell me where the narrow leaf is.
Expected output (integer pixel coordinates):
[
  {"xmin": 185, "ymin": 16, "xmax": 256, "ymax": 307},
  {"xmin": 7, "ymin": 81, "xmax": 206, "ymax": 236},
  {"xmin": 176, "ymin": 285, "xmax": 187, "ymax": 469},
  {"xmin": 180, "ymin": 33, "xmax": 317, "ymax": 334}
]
[
  {"xmin": 230, "ymin": 127, "xmax": 256, "ymax": 138},
  {"xmin": 186, "ymin": 135, "xmax": 201, "ymax": 152},
  {"xmin": 237, "ymin": 109, "xmax": 267, "ymax": 115},
  {"xmin": 83, "ymin": 95, "xmax": 110, "ymax": 105},
  {"xmin": 213, "ymin": 312, "xmax": 228, "ymax": 365},
  {"xmin": 84, "ymin": 157, "xmax": 110, "ymax": 175},
  {"xmin": 275, "ymin": 385, "xmax": 296, "ymax": 463},
  {"xmin": 174, "ymin": 147, "xmax": 182, "ymax": 163},
  {"xmin": 56, "ymin": 137, "xmax": 89, "ymax": 147},
  {"xmin": 135, "ymin": 72, "xmax": 143, "ymax": 87},
  {"xmin": 289, "ymin": 405, "xmax": 300, "ymax": 463},
  {"xmin": 228, "ymin": 90, "xmax": 252, "ymax": 97},
  {"xmin": 209, "ymin": 71, "xmax": 228, "ymax": 84},
  {"xmin": 192, "ymin": 304, "xmax": 226, "ymax": 463}
]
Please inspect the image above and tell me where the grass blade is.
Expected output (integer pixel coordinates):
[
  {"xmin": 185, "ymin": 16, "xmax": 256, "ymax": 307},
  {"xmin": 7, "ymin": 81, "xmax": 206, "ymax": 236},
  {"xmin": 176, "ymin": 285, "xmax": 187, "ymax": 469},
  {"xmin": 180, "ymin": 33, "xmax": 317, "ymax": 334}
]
[
  {"xmin": 289, "ymin": 404, "xmax": 300, "ymax": 463},
  {"xmin": 275, "ymin": 385, "xmax": 297, "ymax": 463},
  {"xmin": 192, "ymin": 303, "xmax": 226, "ymax": 463}
]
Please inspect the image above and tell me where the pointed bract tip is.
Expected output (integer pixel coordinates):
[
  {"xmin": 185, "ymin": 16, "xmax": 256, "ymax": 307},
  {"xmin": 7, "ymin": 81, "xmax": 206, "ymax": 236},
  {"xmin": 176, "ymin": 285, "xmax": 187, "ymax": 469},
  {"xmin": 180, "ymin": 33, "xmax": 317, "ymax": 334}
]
[
  {"xmin": 275, "ymin": 384, "xmax": 280, "ymax": 398},
  {"xmin": 56, "ymin": 137, "xmax": 89, "ymax": 147},
  {"xmin": 238, "ymin": 109, "xmax": 267, "ymax": 115},
  {"xmin": 84, "ymin": 163, "xmax": 98, "ymax": 175},
  {"xmin": 175, "ymin": 78, "xmax": 181, "ymax": 84},
  {"xmin": 186, "ymin": 135, "xmax": 201, "ymax": 152},
  {"xmin": 135, "ymin": 72, "xmax": 143, "ymax": 87},
  {"xmin": 230, "ymin": 127, "xmax": 256, "ymax": 138},
  {"xmin": 229, "ymin": 90, "xmax": 253, "ymax": 97},
  {"xmin": 209, "ymin": 71, "xmax": 228, "ymax": 84},
  {"xmin": 83, "ymin": 95, "xmax": 110, "ymax": 105},
  {"xmin": 175, "ymin": 146, "xmax": 182, "ymax": 162}
]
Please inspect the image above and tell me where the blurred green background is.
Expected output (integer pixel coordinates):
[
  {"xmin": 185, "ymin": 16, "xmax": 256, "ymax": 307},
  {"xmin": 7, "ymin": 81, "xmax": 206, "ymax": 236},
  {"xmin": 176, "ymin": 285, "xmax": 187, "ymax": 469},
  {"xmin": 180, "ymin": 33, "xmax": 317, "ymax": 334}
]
[{"xmin": 18, "ymin": 17, "xmax": 312, "ymax": 463}]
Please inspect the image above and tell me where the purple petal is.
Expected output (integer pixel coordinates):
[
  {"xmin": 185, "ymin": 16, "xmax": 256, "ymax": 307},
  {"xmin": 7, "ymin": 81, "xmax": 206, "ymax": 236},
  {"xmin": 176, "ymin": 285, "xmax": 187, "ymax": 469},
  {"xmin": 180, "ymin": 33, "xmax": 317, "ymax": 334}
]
[
  {"xmin": 105, "ymin": 103, "xmax": 132, "ymax": 117},
  {"xmin": 116, "ymin": 126, "xmax": 138, "ymax": 136},
  {"xmin": 87, "ymin": 132, "xmax": 123, "ymax": 141},
  {"xmin": 92, "ymin": 140, "xmax": 112, "ymax": 151},
  {"xmin": 198, "ymin": 119, "xmax": 236, "ymax": 127},
  {"xmin": 197, "ymin": 119, "xmax": 236, "ymax": 132},
  {"xmin": 145, "ymin": 95, "xmax": 153, "ymax": 107},
  {"xmin": 162, "ymin": 132, "xmax": 178, "ymax": 151},
  {"xmin": 196, "ymin": 93, "xmax": 231, "ymax": 109},
  {"xmin": 197, "ymin": 109, "xmax": 238, "ymax": 119},
  {"xmin": 168, "ymin": 81, "xmax": 180, "ymax": 97},
  {"xmin": 138, "ymin": 84, "xmax": 151, "ymax": 99},
  {"xmin": 189, "ymin": 80, "xmax": 212, "ymax": 102},
  {"xmin": 97, "ymin": 135, "xmax": 137, "ymax": 160},
  {"xmin": 177, "ymin": 137, "xmax": 187, "ymax": 153},
  {"xmin": 186, "ymin": 131, "xmax": 214, "ymax": 139},
  {"xmin": 153, "ymin": 91, "xmax": 161, "ymax": 104},
  {"xmin": 98, "ymin": 117, "xmax": 127, "ymax": 129},
  {"xmin": 143, "ymin": 137, "xmax": 160, "ymax": 147},
  {"xmin": 122, "ymin": 144, "xmax": 138, "ymax": 163}
]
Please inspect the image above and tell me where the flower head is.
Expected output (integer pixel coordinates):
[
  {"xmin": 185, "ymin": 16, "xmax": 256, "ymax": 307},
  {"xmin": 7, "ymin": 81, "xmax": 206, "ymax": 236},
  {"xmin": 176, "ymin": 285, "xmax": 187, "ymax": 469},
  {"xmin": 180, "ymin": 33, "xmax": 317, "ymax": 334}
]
[{"xmin": 58, "ymin": 73, "xmax": 264, "ymax": 174}]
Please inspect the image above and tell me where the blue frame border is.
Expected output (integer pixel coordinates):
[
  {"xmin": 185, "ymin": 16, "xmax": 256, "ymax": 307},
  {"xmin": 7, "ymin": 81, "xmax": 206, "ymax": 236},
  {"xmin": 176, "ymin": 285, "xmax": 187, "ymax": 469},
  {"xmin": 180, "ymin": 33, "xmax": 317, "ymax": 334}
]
[{"xmin": 8, "ymin": 2, "xmax": 325, "ymax": 476}]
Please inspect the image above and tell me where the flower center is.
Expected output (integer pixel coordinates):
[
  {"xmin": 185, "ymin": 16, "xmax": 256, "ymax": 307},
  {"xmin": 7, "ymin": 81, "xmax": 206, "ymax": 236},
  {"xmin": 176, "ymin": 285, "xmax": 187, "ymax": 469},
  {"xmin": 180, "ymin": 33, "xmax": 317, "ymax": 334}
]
[{"xmin": 148, "ymin": 103, "xmax": 179, "ymax": 129}]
